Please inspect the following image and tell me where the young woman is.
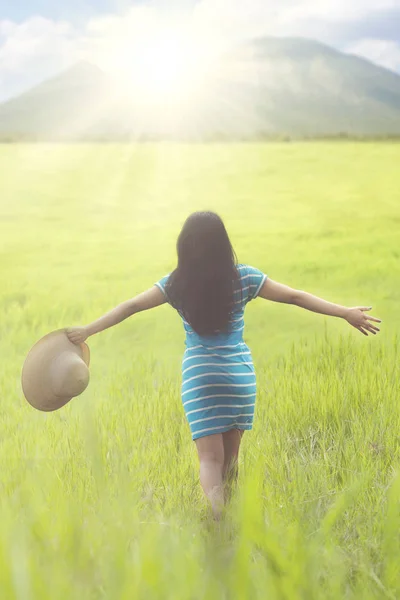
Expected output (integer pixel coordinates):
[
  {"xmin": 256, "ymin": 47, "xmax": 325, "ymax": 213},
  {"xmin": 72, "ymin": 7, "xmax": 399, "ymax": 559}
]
[{"xmin": 66, "ymin": 211, "xmax": 381, "ymax": 519}]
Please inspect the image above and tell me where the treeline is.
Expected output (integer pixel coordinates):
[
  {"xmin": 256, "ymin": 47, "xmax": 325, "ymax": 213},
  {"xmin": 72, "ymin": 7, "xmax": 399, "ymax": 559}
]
[{"xmin": 1, "ymin": 132, "xmax": 400, "ymax": 143}]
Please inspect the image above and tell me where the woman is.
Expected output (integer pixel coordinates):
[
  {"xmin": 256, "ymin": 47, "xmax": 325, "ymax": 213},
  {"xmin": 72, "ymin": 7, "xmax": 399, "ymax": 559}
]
[{"xmin": 66, "ymin": 211, "xmax": 381, "ymax": 519}]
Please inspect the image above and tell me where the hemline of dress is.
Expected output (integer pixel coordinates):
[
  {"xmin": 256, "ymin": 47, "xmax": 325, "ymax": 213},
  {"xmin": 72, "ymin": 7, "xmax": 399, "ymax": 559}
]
[{"xmin": 191, "ymin": 424, "xmax": 253, "ymax": 441}]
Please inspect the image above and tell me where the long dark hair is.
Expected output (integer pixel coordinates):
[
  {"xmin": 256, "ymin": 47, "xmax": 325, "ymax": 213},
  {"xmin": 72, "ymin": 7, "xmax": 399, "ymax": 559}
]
[{"xmin": 166, "ymin": 212, "xmax": 240, "ymax": 336}]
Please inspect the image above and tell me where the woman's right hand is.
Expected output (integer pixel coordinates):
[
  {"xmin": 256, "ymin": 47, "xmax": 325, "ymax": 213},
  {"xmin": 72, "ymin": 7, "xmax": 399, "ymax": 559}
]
[
  {"xmin": 66, "ymin": 326, "xmax": 89, "ymax": 345},
  {"xmin": 344, "ymin": 307, "xmax": 381, "ymax": 336}
]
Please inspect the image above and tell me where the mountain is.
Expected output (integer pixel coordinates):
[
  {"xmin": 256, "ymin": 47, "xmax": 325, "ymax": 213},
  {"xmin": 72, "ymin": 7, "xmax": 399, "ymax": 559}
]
[
  {"xmin": 1, "ymin": 38, "xmax": 400, "ymax": 139},
  {"xmin": 0, "ymin": 61, "xmax": 115, "ymax": 139}
]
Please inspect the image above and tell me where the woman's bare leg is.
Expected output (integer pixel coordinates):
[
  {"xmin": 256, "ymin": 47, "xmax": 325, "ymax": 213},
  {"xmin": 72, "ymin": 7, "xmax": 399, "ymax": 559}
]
[
  {"xmin": 195, "ymin": 433, "xmax": 225, "ymax": 519},
  {"xmin": 222, "ymin": 429, "xmax": 244, "ymax": 502}
]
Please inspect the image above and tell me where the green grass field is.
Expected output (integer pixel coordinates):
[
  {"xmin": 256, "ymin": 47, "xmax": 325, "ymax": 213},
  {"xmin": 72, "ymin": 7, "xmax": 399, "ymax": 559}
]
[{"xmin": 1, "ymin": 142, "xmax": 399, "ymax": 599}]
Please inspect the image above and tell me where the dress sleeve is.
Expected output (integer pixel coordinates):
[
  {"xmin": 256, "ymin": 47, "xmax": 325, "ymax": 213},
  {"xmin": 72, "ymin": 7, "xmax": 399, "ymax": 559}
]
[
  {"xmin": 246, "ymin": 265, "xmax": 268, "ymax": 302},
  {"xmin": 154, "ymin": 274, "xmax": 170, "ymax": 300}
]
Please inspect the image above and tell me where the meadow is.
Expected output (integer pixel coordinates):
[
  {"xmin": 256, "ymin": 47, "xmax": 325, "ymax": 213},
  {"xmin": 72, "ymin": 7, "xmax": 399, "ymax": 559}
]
[{"xmin": 0, "ymin": 142, "xmax": 399, "ymax": 599}]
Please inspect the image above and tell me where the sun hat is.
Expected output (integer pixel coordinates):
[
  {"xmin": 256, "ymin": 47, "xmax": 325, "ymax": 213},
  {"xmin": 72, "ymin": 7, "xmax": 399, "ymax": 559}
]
[{"xmin": 21, "ymin": 328, "xmax": 90, "ymax": 412}]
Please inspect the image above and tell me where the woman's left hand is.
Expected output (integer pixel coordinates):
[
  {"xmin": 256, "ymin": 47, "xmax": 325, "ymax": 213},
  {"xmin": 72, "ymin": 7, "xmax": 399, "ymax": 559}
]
[{"xmin": 66, "ymin": 326, "xmax": 89, "ymax": 345}]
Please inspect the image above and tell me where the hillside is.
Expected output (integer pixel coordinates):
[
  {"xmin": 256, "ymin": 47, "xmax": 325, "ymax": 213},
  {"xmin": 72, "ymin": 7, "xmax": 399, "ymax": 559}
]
[{"xmin": 1, "ymin": 37, "xmax": 400, "ymax": 139}]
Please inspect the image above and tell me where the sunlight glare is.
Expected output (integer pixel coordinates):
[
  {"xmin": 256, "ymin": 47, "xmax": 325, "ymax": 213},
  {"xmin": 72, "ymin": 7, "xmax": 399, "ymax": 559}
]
[{"xmin": 102, "ymin": 26, "xmax": 218, "ymax": 105}]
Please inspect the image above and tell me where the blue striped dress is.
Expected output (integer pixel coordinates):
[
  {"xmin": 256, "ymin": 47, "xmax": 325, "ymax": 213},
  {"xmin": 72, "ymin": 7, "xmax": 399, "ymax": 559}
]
[{"xmin": 155, "ymin": 264, "xmax": 267, "ymax": 441}]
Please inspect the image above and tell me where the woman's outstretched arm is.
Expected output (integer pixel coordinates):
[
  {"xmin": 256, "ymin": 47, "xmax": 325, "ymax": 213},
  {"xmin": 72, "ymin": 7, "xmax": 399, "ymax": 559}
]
[
  {"xmin": 66, "ymin": 286, "xmax": 166, "ymax": 344},
  {"xmin": 258, "ymin": 278, "xmax": 381, "ymax": 336}
]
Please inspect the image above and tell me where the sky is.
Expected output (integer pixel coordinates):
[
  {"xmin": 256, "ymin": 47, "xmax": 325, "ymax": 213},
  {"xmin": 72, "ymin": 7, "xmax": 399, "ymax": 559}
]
[{"xmin": 1, "ymin": 0, "xmax": 400, "ymax": 102}]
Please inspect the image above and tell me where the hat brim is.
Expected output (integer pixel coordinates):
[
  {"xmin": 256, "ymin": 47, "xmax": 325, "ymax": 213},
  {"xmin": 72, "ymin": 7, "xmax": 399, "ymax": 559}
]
[{"xmin": 21, "ymin": 328, "xmax": 90, "ymax": 412}]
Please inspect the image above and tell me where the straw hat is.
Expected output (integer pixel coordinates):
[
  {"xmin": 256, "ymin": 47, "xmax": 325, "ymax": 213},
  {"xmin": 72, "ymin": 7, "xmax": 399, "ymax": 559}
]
[{"xmin": 21, "ymin": 328, "xmax": 90, "ymax": 412}]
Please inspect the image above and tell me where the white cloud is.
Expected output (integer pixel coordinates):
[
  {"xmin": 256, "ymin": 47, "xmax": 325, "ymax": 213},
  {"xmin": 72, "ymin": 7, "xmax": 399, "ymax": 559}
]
[
  {"xmin": 346, "ymin": 39, "xmax": 400, "ymax": 73},
  {"xmin": 0, "ymin": 16, "xmax": 78, "ymax": 100},
  {"xmin": 0, "ymin": 17, "xmax": 76, "ymax": 71},
  {"xmin": 0, "ymin": 1, "xmax": 400, "ymax": 102},
  {"xmin": 283, "ymin": 0, "xmax": 398, "ymax": 22},
  {"xmin": 80, "ymin": 6, "xmax": 173, "ymax": 70},
  {"xmin": 192, "ymin": 0, "xmax": 400, "ymax": 36},
  {"xmin": 0, "ymin": 20, "xmax": 15, "ymax": 37},
  {"xmin": 82, "ymin": 1, "xmax": 400, "ymax": 74}
]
